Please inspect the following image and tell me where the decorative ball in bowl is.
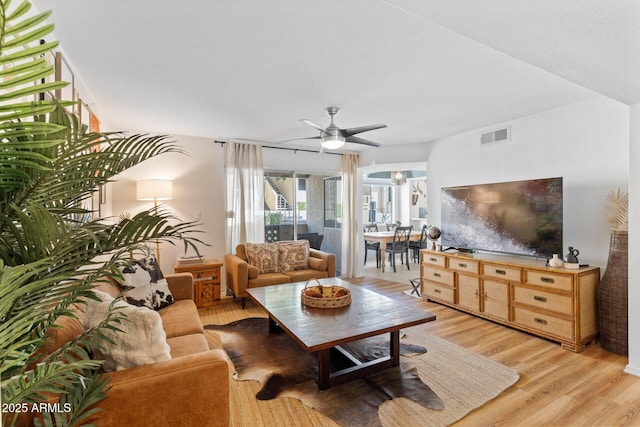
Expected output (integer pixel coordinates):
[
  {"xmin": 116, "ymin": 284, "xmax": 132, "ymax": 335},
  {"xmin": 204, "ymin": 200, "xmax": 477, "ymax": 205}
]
[{"xmin": 301, "ymin": 279, "xmax": 351, "ymax": 308}]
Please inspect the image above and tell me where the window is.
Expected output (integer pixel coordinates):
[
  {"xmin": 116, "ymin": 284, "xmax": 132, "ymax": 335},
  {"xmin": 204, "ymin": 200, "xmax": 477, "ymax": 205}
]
[{"xmin": 324, "ymin": 176, "xmax": 342, "ymax": 229}]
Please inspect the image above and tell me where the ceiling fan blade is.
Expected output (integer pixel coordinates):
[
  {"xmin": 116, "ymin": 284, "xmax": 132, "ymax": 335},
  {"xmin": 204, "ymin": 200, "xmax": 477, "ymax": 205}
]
[
  {"xmin": 276, "ymin": 136, "xmax": 322, "ymax": 144},
  {"xmin": 345, "ymin": 135, "xmax": 381, "ymax": 147},
  {"xmin": 343, "ymin": 124, "xmax": 387, "ymax": 137},
  {"xmin": 300, "ymin": 119, "xmax": 329, "ymax": 134}
]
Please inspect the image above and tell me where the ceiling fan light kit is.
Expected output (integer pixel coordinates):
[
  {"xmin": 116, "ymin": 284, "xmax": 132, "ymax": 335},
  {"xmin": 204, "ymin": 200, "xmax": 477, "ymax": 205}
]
[{"xmin": 321, "ymin": 134, "xmax": 346, "ymax": 149}]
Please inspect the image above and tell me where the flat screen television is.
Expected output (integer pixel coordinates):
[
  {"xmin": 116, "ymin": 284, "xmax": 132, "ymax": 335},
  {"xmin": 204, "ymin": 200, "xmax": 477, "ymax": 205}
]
[{"xmin": 441, "ymin": 177, "xmax": 563, "ymax": 258}]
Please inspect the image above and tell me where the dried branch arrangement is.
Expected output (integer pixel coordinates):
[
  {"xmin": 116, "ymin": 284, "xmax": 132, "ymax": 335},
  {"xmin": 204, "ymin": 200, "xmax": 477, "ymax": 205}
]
[{"xmin": 606, "ymin": 189, "xmax": 628, "ymax": 231}]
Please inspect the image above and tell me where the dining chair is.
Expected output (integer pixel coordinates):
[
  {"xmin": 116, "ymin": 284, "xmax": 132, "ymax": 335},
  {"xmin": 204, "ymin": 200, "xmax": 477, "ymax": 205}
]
[
  {"xmin": 385, "ymin": 223, "xmax": 396, "ymax": 231},
  {"xmin": 409, "ymin": 224, "xmax": 430, "ymax": 263},
  {"xmin": 384, "ymin": 225, "xmax": 413, "ymax": 272},
  {"xmin": 363, "ymin": 223, "xmax": 380, "ymax": 268}
]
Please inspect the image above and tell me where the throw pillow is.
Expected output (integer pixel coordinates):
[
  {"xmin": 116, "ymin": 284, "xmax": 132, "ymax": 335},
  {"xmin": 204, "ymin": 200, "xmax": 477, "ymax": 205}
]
[
  {"xmin": 120, "ymin": 255, "xmax": 174, "ymax": 310},
  {"xmin": 244, "ymin": 242, "xmax": 280, "ymax": 274},
  {"xmin": 83, "ymin": 291, "xmax": 171, "ymax": 372},
  {"xmin": 278, "ymin": 240, "xmax": 310, "ymax": 272}
]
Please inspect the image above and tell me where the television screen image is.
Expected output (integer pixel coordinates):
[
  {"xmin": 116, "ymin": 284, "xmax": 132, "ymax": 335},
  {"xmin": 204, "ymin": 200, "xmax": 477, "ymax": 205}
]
[{"xmin": 441, "ymin": 177, "xmax": 563, "ymax": 258}]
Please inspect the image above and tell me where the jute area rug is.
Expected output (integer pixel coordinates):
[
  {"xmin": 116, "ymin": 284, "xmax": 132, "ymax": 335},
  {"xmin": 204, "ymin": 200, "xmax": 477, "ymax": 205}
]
[{"xmin": 205, "ymin": 318, "xmax": 519, "ymax": 427}]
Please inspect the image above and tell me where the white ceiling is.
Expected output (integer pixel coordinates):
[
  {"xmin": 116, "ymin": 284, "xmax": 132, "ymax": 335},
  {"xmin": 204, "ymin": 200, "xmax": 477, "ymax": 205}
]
[{"xmin": 31, "ymin": 0, "xmax": 639, "ymax": 151}]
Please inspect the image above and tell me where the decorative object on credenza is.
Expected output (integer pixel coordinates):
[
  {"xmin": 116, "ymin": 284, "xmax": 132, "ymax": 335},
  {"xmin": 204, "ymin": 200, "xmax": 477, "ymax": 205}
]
[
  {"xmin": 563, "ymin": 246, "xmax": 580, "ymax": 269},
  {"xmin": 548, "ymin": 254, "xmax": 564, "ymax": 268},
  {"xmin": 177, "ymin": 255, "xmax": 206, "ymax": 266},
  {"xmin": 598, "ymin": 189, "xmax": 629, "ymax": 355},
  {"xmin": 427, "ymin": 226, "xmax": 441, "ymax": 250}
]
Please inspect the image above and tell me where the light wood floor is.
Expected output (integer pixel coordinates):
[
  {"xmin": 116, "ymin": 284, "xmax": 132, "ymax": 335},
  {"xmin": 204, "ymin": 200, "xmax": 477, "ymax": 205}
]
[{"xmin": 200, "ymin": 277, "xmax": 640, "ymax": 426}]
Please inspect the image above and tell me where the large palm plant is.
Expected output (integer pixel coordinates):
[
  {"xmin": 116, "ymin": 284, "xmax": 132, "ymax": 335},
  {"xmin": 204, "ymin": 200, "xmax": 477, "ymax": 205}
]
[{"xmin": 1, "ymin": 2, "xmax": 203, "ymax": 425}]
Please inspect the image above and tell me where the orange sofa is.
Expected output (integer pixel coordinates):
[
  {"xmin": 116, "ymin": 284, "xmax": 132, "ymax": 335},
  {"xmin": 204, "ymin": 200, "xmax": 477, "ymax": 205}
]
[
  {"xmin": 42, "ymin": 273, "xmax": 230, "ymax": 427},
  {"xmin": 225, "ymin": 241, "xmax": 336, "ymax": 308}
]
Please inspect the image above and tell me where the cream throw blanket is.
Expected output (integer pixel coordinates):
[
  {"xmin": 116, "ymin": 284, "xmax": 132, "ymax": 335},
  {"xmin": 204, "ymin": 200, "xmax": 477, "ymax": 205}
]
[{"xmin": 84, "ymin": 290, "xmax": 171, "ymax": 371}]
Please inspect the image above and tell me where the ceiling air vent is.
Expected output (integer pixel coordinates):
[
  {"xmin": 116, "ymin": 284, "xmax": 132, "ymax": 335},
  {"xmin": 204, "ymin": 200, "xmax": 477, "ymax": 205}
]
[{"xmin": 480, "ymin": 126, "xmax": 510, "ymax": 145}]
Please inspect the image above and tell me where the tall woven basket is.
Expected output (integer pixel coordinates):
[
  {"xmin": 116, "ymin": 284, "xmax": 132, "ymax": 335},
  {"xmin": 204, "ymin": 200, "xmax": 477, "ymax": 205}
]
[{"xmin": 597, "ymin": 230, "xmax": 628, "ymax": 355}]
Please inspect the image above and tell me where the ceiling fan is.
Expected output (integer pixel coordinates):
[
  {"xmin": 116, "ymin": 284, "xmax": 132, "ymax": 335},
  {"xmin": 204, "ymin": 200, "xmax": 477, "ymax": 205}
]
[{"xmin": 293, "ymin": 107, "xmax": 387, "ymax": 150}]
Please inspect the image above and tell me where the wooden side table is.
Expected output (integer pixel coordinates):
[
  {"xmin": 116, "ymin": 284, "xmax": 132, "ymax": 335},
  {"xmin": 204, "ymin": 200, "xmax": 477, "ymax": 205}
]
[{"xmin": 173, "ymin": 259, "xmax": 223, "ymax": 308}]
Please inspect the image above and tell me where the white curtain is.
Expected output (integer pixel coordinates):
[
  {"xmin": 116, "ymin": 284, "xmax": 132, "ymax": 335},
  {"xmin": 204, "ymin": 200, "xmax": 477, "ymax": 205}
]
[
  {"xmin": 224, "ymin": 142, "xmax": 265, "ymax": 254},
  {"xmin": 341, "ymin": 152, "xmax": 360, "ymax": 278}
]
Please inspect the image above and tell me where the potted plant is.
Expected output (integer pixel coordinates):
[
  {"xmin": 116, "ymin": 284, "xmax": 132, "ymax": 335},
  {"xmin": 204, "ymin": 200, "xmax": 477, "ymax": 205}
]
[
  {"xmin": 0, "ymin": 2, "xmax": 203, "ymax": 425},
  {"xmin": 597, "ymin": 189, "xmax": 629, "ymax": 355}
]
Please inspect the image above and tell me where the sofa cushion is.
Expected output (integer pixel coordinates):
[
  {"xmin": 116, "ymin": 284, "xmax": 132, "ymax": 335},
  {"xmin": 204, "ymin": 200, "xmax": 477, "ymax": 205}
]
[
  {"xmin": 120, "ymin": 255, "xmax": 174, "ymax": 310},
  {"xmin": 278, "ymin": 240, "xmax": 310, "ymax": 272},
  {"xmin": 166, "ymin": 333, "xmax": 210, "ymax": 358},
  {"xmin": 308, "ymin": 257, "xmax": 328, "ymax": 272},
  {"xmin": 248, "ymin": 272, "xmax": 291, "ymax": 288},
  {"xmin": 158, "ymin": 300, "xmax": 204, "ymax": 339},
  {"xmin": 84, "ymin": 291, "xmax": 171, "ymax": 372},
  {"xmin": 282, "ymin": 269, "xmax": 330, "ymax": 283},
  {"xmin": 245, "ymin": 242, "xmax": 280, "ymax": 274}
]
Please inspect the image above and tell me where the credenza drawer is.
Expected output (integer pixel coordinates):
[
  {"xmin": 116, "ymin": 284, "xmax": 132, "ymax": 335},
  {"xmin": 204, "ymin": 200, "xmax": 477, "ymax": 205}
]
[
  {"xmin": 482, "ymin": 263, "xmax": 521, "ymax": 282},
  {"xmin": 525, "ymin": 270, "xmax": 573, "ymax": 292},
  {"xmin": 422, "ymin": 252, "xmax": 446, "ymax": 268},
  {"xmin": 513, "ymin": 307, "xmax": 574, "ymax": 340},
  {"xmin": 422, "ymin": 281, "xmax": 455, "ymax": 304},
  {"xmin": 192, "ymin": 269, "xmax": 220, "ymax": 281},
  {"xmin": 422, "ymin": 266, "xmax": 454, "ymax": 286},
  {"xmin": 449, "ymin": 258, "xmax": 479, "ymax": 274},
  {"xmin": 513, "ymin": 286, "xmax": 573, "ymax": 315}
]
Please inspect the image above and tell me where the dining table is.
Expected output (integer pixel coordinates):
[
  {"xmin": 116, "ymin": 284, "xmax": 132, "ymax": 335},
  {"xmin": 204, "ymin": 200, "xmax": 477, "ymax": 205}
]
[{"xmin": 363, "ymin": 230, "xmax": 422, "ymax": 272}]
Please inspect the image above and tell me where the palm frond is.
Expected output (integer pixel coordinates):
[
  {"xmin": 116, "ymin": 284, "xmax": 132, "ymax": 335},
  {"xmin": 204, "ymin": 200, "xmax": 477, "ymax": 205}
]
[
  {"xmin": 606, "ymin": 188, "xmax": 628, "ymax": 231},
  {"xmin": 1, "ymin": 1, "xmax": 207, "ymax": 425}
]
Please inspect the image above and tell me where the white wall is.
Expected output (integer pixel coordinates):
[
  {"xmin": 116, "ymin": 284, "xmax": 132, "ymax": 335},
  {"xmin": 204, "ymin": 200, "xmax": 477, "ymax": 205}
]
[
  {"xmin": 626, "ymin": 103, "xmax": 640, "ymax": 375},
  {"xmin": 425, "ymin": 96, "xmax": 628, "ymax": 268},
  {"xmin": 110, "ymin": 136, "xmax": 225, "ymax": 274},
  {"xmin": 358, "ymin": 96, "xmax": 628, "ymax": 272}
]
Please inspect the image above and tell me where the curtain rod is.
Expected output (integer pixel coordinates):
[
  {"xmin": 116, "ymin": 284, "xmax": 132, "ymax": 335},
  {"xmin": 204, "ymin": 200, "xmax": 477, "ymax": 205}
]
[{"xmin": 213, "ymin": 140, "xmax": 343, "ymax": 156}]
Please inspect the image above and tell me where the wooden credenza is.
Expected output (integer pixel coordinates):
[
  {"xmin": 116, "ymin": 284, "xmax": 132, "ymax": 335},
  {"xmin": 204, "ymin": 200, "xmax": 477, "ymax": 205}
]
[
  {"xmin": 420, "ymin": 250, "xmax": 600, "ymax": 352},
  {"xmin": 173, "ymin": 259, "xmax": 222, "ymax": 308}
]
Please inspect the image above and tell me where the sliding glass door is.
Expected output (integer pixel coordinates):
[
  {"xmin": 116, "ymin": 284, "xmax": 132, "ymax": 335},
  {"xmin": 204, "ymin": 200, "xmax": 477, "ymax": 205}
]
[
  {"xmin": 264, "ymin": 171, "xmax": 306, "ymax": 242},
  {"xmin": 263, "ymin": 171, "xmax": 342, "ymax": 255}
]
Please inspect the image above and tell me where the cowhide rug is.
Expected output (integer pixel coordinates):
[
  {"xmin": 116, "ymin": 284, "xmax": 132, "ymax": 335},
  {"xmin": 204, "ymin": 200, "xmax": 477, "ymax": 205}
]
[{"xmin": 205, "ymin": 317, "xmax": 443, "ymax": 427}]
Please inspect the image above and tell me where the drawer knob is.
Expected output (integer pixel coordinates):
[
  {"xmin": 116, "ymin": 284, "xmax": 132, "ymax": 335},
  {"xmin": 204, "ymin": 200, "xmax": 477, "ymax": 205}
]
[
  {"xmin": 495, "ymin": 269, "xmax": 506, "ymax": 275},
  {"xmin": 458, "ymin": 263, "xmax": 467, "ymax": 268},
  {"xmin": 541, "ymin": 277, "xmax": 555, "ymax": 284},
  {"xmin": 534, "ymin": 317, "xmax": 548, "ymax": 325},
  {"xmin": 434, "ymin": 288, "xmax": 441, "ymax": 294},
  {"xmin": 429, "ymin": 257, "xmax": 437, "ymax": 262},
  {"xmin": 534, "ymin": 295, "xmax": 547, "ymax": 303},
  {"xmin": 433, "ymin": 272, "xmax": 441, "ymax": 278}
]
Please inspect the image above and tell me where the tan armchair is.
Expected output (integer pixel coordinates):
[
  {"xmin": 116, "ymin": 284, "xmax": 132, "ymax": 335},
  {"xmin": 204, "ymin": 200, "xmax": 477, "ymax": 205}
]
[{"xmin": 225, "ymin": 242, "xmax": 336, "ymax": 308}]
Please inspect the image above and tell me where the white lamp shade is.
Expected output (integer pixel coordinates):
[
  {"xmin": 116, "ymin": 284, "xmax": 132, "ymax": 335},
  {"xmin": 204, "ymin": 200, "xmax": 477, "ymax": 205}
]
[{"xmin": 137, "ymin": 180, "xmax": 173, "ymax": 201}]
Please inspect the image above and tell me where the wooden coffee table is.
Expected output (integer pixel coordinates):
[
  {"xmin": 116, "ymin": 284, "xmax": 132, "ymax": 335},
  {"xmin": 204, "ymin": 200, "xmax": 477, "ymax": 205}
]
[{"xmin": 246, "ymin": 277, "xmax": 436, "ymax": 390}]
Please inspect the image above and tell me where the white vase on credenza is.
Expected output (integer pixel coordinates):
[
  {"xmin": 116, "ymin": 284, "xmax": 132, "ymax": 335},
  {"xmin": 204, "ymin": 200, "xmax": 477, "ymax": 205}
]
[{"xmin": 548, "ymin": 254, "xmax": 564, "ymax": 268}]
